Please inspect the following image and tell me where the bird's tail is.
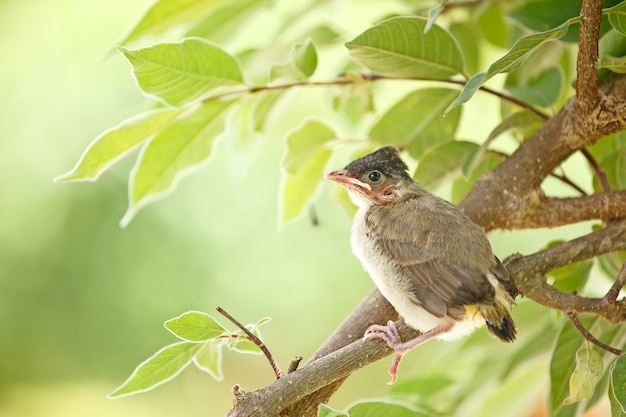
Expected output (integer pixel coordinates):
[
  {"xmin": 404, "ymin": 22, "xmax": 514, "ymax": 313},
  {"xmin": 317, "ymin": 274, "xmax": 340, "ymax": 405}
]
[{"xmin": 479, "ymin": 302, "xmax": 516, "ymax": 342}]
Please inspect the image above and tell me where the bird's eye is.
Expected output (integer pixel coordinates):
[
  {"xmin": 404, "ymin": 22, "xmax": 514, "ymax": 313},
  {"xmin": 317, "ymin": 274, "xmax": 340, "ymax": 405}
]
[{"xmin": 368, "ymin": 170, "xmax": 382, "ymax": 182}]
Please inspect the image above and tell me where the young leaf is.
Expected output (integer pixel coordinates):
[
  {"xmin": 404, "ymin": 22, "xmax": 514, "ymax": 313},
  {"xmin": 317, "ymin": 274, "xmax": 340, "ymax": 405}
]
[
  {"xmin": 462, "ymin": 110, "xmax": 544, "ymax": 178},
  {"xmin": 55, "ymin": 108, "xmax": 184, "ymax": 182},
  {"xmin": 270, "ymin": 38, "xmax": 318, "ymax": 82},
  {"xmin": 606, "ymin": 1, "xmax": 626, "ymax": 36},
  {"xmin": 193, "ymin": 341, "xmax": 224, "ymax": 381},
  {"xmin": 318, "ymin": 404, "xmax": 349, "ymax": 417},
  {"xmin": 346, "ymin": 17, "xmax": 467, "ymax": 79},
  {"xmin": 121, "ymin": 99, "xmax": 234, "ymax": 226},
  {"xmin": 164, "ymin": 311, "xmax": 228, "ymax": 342},
  {"xmin": 224, "ymin": 316, "xmax": 271, "ymax": 354},
  {"xmin": 563, "ymin": 348, "xmax": 604, "ymax": 405},
  {"xmin": 280, "ymin": 120, "xmax": 335, "ymax": 224},
  {"xmin": 609, "ymin": 373, "xmax": 626, "ymax": 417},
  {"xmin": 108, "ymin": 341, "xmax": 204, "ymax": 398},
  {"xmin": 413, "ymin": 141, "xmax": 478, "ymax": 190},
  {"xmin": 281, "ymin": 148, "xmax": 332, "ymax": 224},
  {"xmin": 447, "ymin": 17, "xmax": 578, "ymax": 112},
  {"xmin": 118, "ymin": 38, "xmax": 244, "ymax": 106},
  {"xmin": 508, "ymin": 0, "xmax": 582, "ymax": 43},
  {"xmin": 599, "ymin": 55, "xmax": 626, "ymax": 73},
  {"xmin": 186, "ymin": 0, "xmax": 270, "ymax": 42},
  {"xmin": 610, "ymin": 355, "xmax": 626, "ymax": 414},
  {"xmin": 425, "ymin": 0, "xmax": 449, "ymax": 33},
  {"xmin": 347, "ymin": 399, "xmax": 432, "ymax": 417},
  {"xmin": 504, "ymin": 66, "xmax": 563, "ymax": 108},
  {"xmin": 283, "ymin": 119, "xmax": 335, "ymax": 175},
  {"xmin": 369, "ymin": 88, "xmax": 462, "ymax": 152},
  {"xmin": 117, "ymin": 0, "xmax": 220, "ymax": 46}
]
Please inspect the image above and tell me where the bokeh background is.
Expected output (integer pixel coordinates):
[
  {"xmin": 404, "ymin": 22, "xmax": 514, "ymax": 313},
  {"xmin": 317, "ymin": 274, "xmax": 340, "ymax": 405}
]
[{"xmin": 0, "ymin": 0, "xmax": 602, "ymax": 416}]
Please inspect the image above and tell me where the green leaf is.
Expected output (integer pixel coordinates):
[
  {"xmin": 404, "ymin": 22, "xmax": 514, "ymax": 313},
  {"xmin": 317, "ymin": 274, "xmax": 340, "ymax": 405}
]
[
  {"xmin": 504, "ymin": 66, "xmax": 563, "ymax": 108},
  {"xmin": 117, "ymin": 0, "xmax": 221, "ymax": 45},
  {"xmin": 425, "ymin": 0, "xmax": 449, "ymax": 33},
  {"xmin": 318, "ymin": 404, "xmax": 349, "ymax": 417},
  {"xmin": 598, "ymin": 148, "xmax": 626, "ymax": 190},
  {"xmin": 611, "ymin": 356, "xmax": 626, "ymax": 414},
  {"xmin": 186, "ymin": 0, "xmax": 270, "ymax": 42},
  {"xmin": 413, "ymin": 141, "xmax": 478, "ymax": 190},
  {"xmin": 164, "ymin": 311, "xmax": 228, "ymax": 342},
  {"xmin": 281, "ymin": 147, "xmax": 332, "ymax": 224},
  {"xmin": 449, "ymin": 23, "xmax": 480, "ymax": 75},
  {"xmin": 283, "ymin": 119, "xmax": 335, "ymax": 175},
  {"xmin": 550, "ymin": 318, "xmax": 626, "ymax": 416},
  {"xmin": 118, "ymin": 38, "xmax": 244, "ymax": 106},
  {"xmin": 609, "ymin": 370, "xmax": 626, "ymax": 417},
  {"xmin": 588, "ymin": 130, "xmax": 626, "ymax": 162},
  {"xmin": 606, "ymin": 1, "xmax": 626, "ymax": 36},
  {"xmin": 599, "ymin": 54, "xmax": 626, "ymax": 73},
  {"xmin": 549, "ymin": 259, "xmax": 593, "ymax": 293},
  {"xmin": 346, "ymin": 17, "xmax": 466, "ymax": 79},
  {"xmin": 451, "ymin": 151, "xmax": 504, "ymax": 203},
  {"xmin": 121, "ymin": 99, "xmax": 234, "ymax": 227},
  {"xmin": 270, "ymin": 38, "xmax": 318, "ymax": 82},
  {"xmin": 447, "ymin": 17, "xmax": 577, "ymax": 112},
  {"xmin": 563, "ymin": 348, "xmax": 604, "ymax": 405},
  {"xmin": 347, "ymin": 399, "xmax": 433, "ymax": 417},
  {"xmin": 193, "ymin": 341, "xmax": 224, "ymax": 381},
  {"xmin": 226, "ymin": 316, "xmax": 271, "ymax": 354},
  {"xmin": 462, "ymin": 110, "xmax": 543, "ymax": 178},
  {"xmin": 598, "ymin": 251, "xmax": 626, "ymax": 279},
  {"xmin": 108, "ymin": 341, "xmax": 203, "ymax": 398},
  {"xmin": 280, "ymin": 120, "xmax": 335, "ymax": 224},
  {"xmin": 476, "ymin": 2, "xmax": 513, "ymax": 48},
  {"xmin": 508, "ymin": 0, "xmax": 582, "ymax": 42},
  {"xmin": 54, "ymin": 108, "xmax": 184, "ymax": 182},
  {"xmin": 369, "ymin": 88, "xmax": 462, "ymax": 153}
]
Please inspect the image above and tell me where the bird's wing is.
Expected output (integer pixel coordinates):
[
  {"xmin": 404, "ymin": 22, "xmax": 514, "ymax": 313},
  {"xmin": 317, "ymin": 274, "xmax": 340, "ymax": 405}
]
[{"xmin": 367, "ymin": 197, "xmax": 496, "ymax": 319}]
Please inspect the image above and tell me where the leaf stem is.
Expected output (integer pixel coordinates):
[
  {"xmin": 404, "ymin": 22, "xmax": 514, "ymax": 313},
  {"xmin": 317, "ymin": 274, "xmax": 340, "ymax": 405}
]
[{"xmin": 216, "ymin": 306, "xmax": 285, "ymax": 379}]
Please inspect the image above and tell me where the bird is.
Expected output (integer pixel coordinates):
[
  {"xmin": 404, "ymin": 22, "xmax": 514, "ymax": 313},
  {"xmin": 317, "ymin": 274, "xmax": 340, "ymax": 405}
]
[{"xmin": 324, "ymin": 145, "xmax": 517, "ymax": 383}]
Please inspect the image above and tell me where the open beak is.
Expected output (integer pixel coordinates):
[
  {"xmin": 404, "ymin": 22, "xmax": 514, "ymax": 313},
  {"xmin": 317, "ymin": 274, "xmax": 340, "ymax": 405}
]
[{"xmin": 324, "ymin": 169, "xmax": 372, "ymax": 190}]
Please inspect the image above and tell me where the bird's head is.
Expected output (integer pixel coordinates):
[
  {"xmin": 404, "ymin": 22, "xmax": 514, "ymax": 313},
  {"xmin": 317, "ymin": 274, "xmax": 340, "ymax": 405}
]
[{"xmin": 325, "ymin": 146, "xmax": 413, "ymax": 208}]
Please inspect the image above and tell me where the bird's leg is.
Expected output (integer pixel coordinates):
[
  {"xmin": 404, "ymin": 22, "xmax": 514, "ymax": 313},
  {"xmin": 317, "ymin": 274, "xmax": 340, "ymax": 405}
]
[{"xmin": 365, "ymin": 321, "xmax": 454, "ymax": 384}]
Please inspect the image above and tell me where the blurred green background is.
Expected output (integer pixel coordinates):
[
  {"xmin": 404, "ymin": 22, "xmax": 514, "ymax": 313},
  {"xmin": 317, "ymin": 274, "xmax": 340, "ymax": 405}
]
[{"xmin": 0, "ymin": 0, "xmax": 602, "ymax": 416}]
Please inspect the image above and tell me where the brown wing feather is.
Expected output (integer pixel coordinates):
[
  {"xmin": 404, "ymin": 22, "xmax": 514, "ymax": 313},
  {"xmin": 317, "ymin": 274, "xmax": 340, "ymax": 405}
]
[{"xmin": 366, "ymin": 194, "xmax": 500, "ymax": 319}]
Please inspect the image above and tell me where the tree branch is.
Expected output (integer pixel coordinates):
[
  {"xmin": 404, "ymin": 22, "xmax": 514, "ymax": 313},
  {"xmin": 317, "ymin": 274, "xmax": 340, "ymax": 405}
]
[
  {"xmin": 226, "ymin": 221, "xmax": 626, "ymax": 416},
  {"xmin": 575, "ymin": 0, "xmax": 602, "ymax": 113},
  {"xmin": 496, "ymin": 190, "xmax": 626, "ymax": 229},
  {"xmin": 459, "ymin": 74, "xmax": 626, "ymax": 232}
]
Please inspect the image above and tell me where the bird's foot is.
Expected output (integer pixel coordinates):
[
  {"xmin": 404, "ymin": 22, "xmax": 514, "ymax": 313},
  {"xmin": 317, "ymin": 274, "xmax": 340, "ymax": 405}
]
[{"xmin": 364, "ymin": 320, "xmax": 407, "ymax": 384}]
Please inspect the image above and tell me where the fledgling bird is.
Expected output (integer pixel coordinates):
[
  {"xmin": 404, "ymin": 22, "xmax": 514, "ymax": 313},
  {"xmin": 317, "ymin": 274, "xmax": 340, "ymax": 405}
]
[{"xmin": 325, "ymin": 146, "xmax": 517, "ymax": 383}]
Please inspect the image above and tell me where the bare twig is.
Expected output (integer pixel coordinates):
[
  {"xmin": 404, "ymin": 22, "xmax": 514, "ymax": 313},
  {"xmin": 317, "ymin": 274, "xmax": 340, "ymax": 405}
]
[
  {"xmin": 287, "ymin": 356, "xmax": 303, "ymax": 374},
  {"xmin": 581, "ymin": 148, "xmax": 612, "ymax": 192},
  {"xmin": 566, "ymin": 311, "xmax": 624, "ymax": 355},
  {"xmin": 605, "ymin": 261, "xmax": 626, "ymax": 302},
  {"xmin": 216, "ymin": 306, "xmax": 285, "ymax": 379}
]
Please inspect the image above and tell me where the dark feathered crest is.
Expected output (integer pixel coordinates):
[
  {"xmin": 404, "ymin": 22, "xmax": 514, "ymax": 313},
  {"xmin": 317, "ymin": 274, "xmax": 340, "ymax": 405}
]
[{"xmin": 344, "ymin": 146, "xmax": 411, "ymax": 180}]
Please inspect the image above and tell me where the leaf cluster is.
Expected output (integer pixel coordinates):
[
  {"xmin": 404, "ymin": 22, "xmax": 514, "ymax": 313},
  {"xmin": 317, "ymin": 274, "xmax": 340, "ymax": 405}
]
[{"xmin": 57, "ymin": 0, "xmax": 626, "ymax": 416}]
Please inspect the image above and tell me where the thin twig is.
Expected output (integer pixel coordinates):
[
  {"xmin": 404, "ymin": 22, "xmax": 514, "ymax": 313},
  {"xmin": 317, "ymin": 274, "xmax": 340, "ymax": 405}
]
[
  {"xmin": 288, "ymin": 356, "xmax": 304, "ymax": 374},
  {"xmin": 581, "ymin": 148, "xmax": 612, "ymax": 192},
  {"xmin": 201, "ymin": 74, "xmax": 549, "ymax": 119},
  {"xmin": 605, "ymin": 261, "xmax": 626, "ymax": 302},
  {"xmin": 216, "ymin": 305, "xmax": 285, "ymax": 379},
  {"xmin": 566, "ymin": 311, "xmax": 624, "ymax": 355}
]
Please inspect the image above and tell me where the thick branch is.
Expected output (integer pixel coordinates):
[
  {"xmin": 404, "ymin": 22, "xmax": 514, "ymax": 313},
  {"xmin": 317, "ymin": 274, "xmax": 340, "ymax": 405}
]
[
  {"xmin": 227, "ymin": 221, "xmax": 626, "ymax": 416},
  {"xmin": 497, "ymin": 190, "xmax": 626, "ymax": 229},
  {"xmin": 460, "ymin": 74, "xmax": 626, "ymax": 231}
]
